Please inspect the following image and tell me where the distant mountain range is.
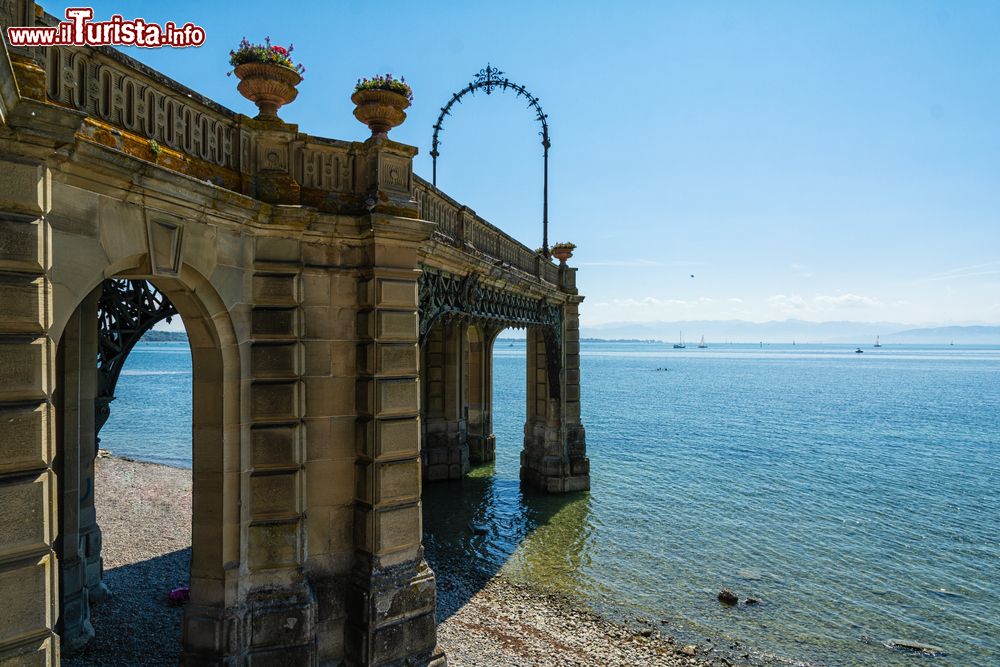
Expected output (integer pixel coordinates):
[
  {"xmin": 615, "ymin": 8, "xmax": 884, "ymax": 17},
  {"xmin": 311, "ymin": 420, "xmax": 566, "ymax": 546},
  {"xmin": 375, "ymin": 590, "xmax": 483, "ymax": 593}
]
[{"xmin": 579, "ymin": 320, "xmax": 1000, "ymax": 344}]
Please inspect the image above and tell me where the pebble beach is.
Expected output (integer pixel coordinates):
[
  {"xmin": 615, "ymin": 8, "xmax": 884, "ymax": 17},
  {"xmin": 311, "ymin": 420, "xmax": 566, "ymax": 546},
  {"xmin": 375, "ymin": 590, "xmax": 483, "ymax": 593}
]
[{"xmin": 65, "ymin": 456, "xmax": 742, "ymax": 667}]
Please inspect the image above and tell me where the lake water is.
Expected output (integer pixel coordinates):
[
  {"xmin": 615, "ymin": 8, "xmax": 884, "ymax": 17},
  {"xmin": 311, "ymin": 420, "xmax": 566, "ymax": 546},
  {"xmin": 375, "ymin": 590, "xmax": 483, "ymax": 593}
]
[{"xmin": 103, "ymin": 341, "xmax": 1000, "ymax": 666}]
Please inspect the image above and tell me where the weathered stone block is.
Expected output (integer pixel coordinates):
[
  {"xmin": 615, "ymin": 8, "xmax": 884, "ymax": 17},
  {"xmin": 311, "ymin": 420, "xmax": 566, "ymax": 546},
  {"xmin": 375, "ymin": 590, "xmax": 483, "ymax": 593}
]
[
  {"xmin": 0, "ymin": 337, "xmax": 49, "ymax": 402},
  {"xmin": 0, "ymin": 216, "xmax": 44, "ymax": 274},
  {"xmin": 254, "ymin": 236, "xmax": 299, "ymax": 263},
  {"xmin": 304, "ymin": 376, "xmax": 354, "ymax": 418},
  {"xmin": 251, "ymin": 308, "xmax": 298, "ymax": 338},
  {"xmin": 250, "ymin": 472, "xmax": 299, "ymax": 518},
  {"xmin": 251, "ymin": 342, "xmax": 300, "ymax": 378},
  {"xmin": 0, "ymin": 473, "xmax": 50, "ymax": 559},
  {"xmin": 248, "ymin": 593, "xmax": 315, "ymax": 650},
  {"xmin": 304, "ymin": 416, "xmax": 353, "ymax": 462},
  {"xmin": 300, "ymin": 270, "xmax": 330, "ymax": 307},
  {"xmin": 302, "ymin": 341, "xmax": 331, "ymax": 377},
  {"xmin": 248, "ymin": 521, "xmax": 301, "ymax": 569},
  {"xmin": 374, "ymin": 418, "xmax": 419, "ymax": 459},
  {"xmin": 304, "ymin": 459, "xmax": 352, "ymax": 507},
  {"xmin": 376, "ymin": 343, "xmax": 418, "ymax": 375},
  {"xmin": 375, "ymin": 378, "xmax": 418, "ymax": 416},
  {"xmin": 376, "ymin": 279, "xmax": 417, "ymax": 308},
  {"xmin": 0, "ymin": 554, "xmax": 52, "ymax": 642},
  {"xmin": 252, "ymin": 273, "xmax": 298, "ymax": 305},
  {"xmin": 0, "ymin": 158, "xmax": 46, "ymax": 215},
  {"xmin": 0, "ymin": 403, "xmax": 50, "ymax": 474},
  {"xmin": 251, "ymin": 381, "xmax": 300, "ymax": 421},
  {"xmin": 329, "ymin": 275, "xmax": 358, "ymax": 307},
  {"xmin": 251, "ymin": 424, "xmax": 300, "ymax": 469},
  {"xmin": 376, "ymin": 505, "xmax": 420, "ymax": 553},
  {"xmin": 0, "ymin": 276, "xmax": 46, "ymax": 334},
  {"xmin": 0, "ymin": 636, "xmax": 55, "ymax": 667},
  {"xmin": 375, "ymin": 310, "xmax": 417, "ymax": 341},
  {"xmin": 370, "ymin": 612, "xmax": 436, "ymax": 665},
  {"xmin": 376, "ymin": 460, "xmax": 419, "ymax": 504}
]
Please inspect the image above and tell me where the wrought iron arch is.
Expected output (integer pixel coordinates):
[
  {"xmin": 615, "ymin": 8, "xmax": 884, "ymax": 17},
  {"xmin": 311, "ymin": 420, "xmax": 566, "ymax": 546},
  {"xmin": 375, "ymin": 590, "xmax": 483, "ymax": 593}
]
[
  {"xmin": 95, "ymin": 279, "xmax": 178, "ymax": 443},
  {"xmin": 418, "ymin": 268, "xmax": 563, "ymax": 399},
  {"xmin": 431, "ymin": 64, "xmax": 552, "ymax": 256}
]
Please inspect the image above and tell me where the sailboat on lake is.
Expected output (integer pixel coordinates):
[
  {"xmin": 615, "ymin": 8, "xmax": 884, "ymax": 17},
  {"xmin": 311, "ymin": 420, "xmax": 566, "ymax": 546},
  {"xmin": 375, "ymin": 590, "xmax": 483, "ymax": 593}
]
[
  {"xmin": 697, "ymin": 335, "xmax": 708, "ymax": 349},
  {"xmin": 673, "ymin": 332, "xmax": 686, "ymax": 349},
  {"xmin": 874, "ymin": 336, "xmax": 882, "ymax": 348}
]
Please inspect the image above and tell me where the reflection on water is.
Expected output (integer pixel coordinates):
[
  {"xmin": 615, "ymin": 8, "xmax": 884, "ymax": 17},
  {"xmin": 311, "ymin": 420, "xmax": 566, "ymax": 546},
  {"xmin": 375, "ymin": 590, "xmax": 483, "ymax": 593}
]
[
  {"xmin": 109, "ymin": 340, "xmax": 1000, "ymax": 666},
  {"xmin": 423, "ymin": 341, "xmax": 1000, "ymax": 667},
  {"xmin": 423, "ymin": 466, "xmax": 595, "ymax": 618}
]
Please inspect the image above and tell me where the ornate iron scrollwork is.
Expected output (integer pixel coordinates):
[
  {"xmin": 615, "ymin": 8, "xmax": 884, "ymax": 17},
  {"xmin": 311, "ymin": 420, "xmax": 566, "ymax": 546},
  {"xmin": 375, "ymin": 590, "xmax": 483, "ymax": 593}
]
[
  {"xmin": 95, "ymin": 279, "xmax": 178, "ymax": 441},
  {"xmin": 430, "ymin": 64, "xmax": 552, "ymax": 256},
  {"xmin": 418, "ymin": 268, "xmax": 563, "ymax": 398}
]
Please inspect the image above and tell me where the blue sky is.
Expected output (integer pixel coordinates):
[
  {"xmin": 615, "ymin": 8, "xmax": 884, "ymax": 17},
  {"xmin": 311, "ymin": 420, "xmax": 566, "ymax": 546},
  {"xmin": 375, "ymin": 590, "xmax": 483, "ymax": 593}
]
[{"xmin": 81, "ymin": 1, "xmax": 1000, "ymax": 327}]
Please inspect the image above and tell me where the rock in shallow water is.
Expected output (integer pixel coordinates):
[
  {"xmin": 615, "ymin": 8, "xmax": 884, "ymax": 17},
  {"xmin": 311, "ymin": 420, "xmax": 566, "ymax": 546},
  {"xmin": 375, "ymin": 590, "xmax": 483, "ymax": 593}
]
[
  {"xmin": 717, "ymin": 588, "xmax": 739, "ymax": 605},
  {"xmin": 886, "ymin": 639, "xmax": 945, "ymax": 654}
]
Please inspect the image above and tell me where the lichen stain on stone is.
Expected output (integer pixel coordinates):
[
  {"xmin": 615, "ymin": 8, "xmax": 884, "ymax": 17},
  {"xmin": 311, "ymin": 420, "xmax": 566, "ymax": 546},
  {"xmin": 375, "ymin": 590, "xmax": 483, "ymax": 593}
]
[
  {"xmin": 376, "ymin": 591, "xmax": 396, "ymax": 615},
  {"xmin": 74, "ymin": 119, "xmax": 243, "ymax": 191}
]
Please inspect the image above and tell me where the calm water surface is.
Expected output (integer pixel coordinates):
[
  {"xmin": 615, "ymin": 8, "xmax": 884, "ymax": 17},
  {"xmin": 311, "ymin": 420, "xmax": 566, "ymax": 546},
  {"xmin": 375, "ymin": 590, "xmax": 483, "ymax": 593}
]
[{"xmin": 105, "ymin": 341, "xmax": 1000, "ymax": 666}]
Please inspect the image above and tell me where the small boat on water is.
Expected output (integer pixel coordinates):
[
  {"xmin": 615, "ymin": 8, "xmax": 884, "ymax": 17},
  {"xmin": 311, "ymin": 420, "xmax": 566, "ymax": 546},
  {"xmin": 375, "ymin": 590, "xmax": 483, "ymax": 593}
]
[
  {"xmin": 855, "ymin": 347, "xmax": 864, "ymax": 354},
  {"xmin": 673, "ymin": 331, "xmax": 686, "ymax": 349},
  {"xmin": 874, "ymin": 336, "xmax": 882, "ymax": 348},
  {"xmin": 697, "ymin": 335, "xmax": 708, "ymax": 349}
]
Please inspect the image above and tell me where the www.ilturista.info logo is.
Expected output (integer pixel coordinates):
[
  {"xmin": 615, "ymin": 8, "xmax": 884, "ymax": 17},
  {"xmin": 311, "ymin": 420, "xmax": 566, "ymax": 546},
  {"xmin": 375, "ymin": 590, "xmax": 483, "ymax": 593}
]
[{"xmin": 6, "ymin": 7, "xmax": 206, "ymax": 48}]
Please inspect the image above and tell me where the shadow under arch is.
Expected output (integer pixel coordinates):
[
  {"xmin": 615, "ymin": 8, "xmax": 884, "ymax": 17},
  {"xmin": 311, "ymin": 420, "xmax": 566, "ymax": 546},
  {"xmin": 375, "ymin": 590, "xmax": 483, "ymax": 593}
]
[
  {"xmin": 51, "ymin": 258, "xmax": 242, "ymax": 663},
  {"xmin": 422, "ymin": 472, "xmax": 595, "ymax": 622}
]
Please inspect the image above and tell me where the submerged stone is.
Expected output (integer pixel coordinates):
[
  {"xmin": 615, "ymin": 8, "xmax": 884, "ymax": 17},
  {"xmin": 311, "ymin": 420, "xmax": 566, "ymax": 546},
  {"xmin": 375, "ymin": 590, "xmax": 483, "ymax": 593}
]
[{"xmin": 886, "ymin": 639, "xmax": 945, "ymax": 654}]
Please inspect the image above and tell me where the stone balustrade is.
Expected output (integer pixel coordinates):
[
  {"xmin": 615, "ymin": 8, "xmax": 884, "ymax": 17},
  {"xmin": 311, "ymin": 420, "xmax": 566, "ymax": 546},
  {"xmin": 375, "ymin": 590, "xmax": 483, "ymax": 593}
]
[
  {"xmin": 19, "ymin": 6, "xmax": 559, "ymax": 287},
  {"xmin": 414, "ymin": 176, "xmax": 561, "ymax": 285}
]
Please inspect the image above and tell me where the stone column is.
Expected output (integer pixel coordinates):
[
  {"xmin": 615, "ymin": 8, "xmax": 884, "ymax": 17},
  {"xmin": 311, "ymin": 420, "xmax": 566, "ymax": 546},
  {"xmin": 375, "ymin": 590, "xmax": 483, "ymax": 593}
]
[
  {"xmin": 560, "ymin": 288, "xmax": 590, "ymax": 491},
  {"xmin": 466, "ymin": 324, "xmax": 499, "ymax": 464},
  {"xmin": 421, "ymin": 321, "xmax": 468, "ymax": 480},
  {"xmin": 348, "ymin": 207, "xmax": 443, "ymax": 666},
  {"xmin": 521, "ymin": 326, "xmax": 563, "ymax": 491},
  {"xmin": 54, "ymin": 289, "xmax": 101, "ymax": 653},
  {"xmin": 0, "ymin": 155, "xmax": 60, "ymax": 665},
  {"xmin": 521, "ymin": 278, "xmax": 590, "ymax": 492},
  {"xmin": 235, "ymin": 236, "xmax": 318, "ymax": 664}
]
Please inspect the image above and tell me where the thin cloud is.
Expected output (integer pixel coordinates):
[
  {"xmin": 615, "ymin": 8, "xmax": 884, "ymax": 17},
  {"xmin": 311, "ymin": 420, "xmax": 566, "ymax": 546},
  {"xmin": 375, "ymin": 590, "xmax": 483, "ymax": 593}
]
[
  {"xmin": 578, "ymin": 259, "xmax": 705, "ymax": 268},
  {"xmin": 919, "ymin": 261, "xmax": 1000, "ymax": 282},
  {"xmin": 769, "ymin": 293, "xmax": 882, "ymax": 314}
]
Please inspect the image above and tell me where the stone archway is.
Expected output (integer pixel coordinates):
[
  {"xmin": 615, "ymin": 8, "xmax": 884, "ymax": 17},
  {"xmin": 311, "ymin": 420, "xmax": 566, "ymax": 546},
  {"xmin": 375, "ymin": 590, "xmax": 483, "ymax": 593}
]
[
  {"xmin": 51, "ymin": 265, "xmax": 243, "ymax": 664},
  {"xmin": 1, "ymin": 9, "xmax": 589, "ymax": 662}
]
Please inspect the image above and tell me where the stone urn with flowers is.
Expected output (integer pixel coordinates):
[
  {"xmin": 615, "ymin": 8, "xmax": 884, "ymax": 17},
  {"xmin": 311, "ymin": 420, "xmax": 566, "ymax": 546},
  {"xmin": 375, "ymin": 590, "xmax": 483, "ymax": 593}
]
[
  {"xmin": 229, "ymin": 37, "xmax": 305, "ymax": 120},
  {"xmin": 352, "ymin": 74, "xmax": 413, "ymax": 138},
  {"xmin": 551, "ymin": 242, "xmax": 576, "ymax": 265}
]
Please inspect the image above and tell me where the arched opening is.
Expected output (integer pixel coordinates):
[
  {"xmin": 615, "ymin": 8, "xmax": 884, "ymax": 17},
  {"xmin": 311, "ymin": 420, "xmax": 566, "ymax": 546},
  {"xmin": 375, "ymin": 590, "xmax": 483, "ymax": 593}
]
[
  {"xmin": 53, "ymin": 274, "xmax": 238, "ymax": 665},
  {"xmin": 486, "ymin": 328, "xmax": 526, "ymax": 478}
]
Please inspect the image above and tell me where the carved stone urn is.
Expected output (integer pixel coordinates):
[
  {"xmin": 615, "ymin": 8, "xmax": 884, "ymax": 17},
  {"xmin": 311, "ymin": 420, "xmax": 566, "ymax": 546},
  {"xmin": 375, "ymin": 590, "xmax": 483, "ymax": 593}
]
[
  {"xmin": 551, "ymin": 242, "xmax": 576, "ymax": 265},
  {"xmin": 234, "ymin": 63, "xmax": 301, "ymax": 120},
  {"xmin": 351, "ymin": 89, "xmax": 410, "ymax": 138}
]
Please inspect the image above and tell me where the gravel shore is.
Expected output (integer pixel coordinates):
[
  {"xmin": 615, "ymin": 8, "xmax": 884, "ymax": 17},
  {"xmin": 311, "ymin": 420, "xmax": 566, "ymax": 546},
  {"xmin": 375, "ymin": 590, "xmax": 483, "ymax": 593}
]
[{"xmin": 68, "ymin": 457, "xmax": 736, "ymax": 666}]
